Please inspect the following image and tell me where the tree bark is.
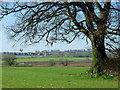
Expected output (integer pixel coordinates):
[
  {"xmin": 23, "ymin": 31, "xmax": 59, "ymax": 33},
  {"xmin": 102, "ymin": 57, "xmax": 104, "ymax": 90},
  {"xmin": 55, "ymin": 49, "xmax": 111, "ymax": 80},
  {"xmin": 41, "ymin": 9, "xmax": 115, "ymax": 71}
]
[{"xmin": 89, "ymin": 33, "xmax": 109, "ymax": 73}]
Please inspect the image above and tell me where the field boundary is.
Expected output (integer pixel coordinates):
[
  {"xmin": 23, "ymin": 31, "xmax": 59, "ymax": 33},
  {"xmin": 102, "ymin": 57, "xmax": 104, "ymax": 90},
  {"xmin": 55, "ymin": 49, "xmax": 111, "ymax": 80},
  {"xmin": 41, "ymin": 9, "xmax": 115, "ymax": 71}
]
[{"xmin": 16, "ymin": 60, "xmax": 92, "ymax": 67}]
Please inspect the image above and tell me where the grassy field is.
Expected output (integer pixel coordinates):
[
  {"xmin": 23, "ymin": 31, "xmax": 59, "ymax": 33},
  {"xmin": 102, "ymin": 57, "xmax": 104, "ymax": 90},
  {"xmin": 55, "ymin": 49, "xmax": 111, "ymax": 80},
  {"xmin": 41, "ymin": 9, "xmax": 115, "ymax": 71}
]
[
  {"xmin": 2, "ymin": 67, "xmax": 118, "ymax": 88},
  {"xmin": 0, "ymin": 57, "xmax": 92, "ymax": 64},
  {"xmin": 0, "ymin": 67, "xmax": 1, "ymax": 89},
  {"xmin": 15, "ymin": 57, "xmax": 92, "ymax": 63},
  {"xmin": 15, "ymin": 55, "xmax": 42, "ymax": 58}
]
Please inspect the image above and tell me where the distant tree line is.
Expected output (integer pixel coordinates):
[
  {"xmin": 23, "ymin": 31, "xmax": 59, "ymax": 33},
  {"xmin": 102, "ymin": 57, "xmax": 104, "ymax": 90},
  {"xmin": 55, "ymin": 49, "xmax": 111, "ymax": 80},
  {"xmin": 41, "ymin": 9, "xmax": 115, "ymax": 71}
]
[{"xmin": 1, "ymin": 49, "xmax": 92, "ymax": 57}]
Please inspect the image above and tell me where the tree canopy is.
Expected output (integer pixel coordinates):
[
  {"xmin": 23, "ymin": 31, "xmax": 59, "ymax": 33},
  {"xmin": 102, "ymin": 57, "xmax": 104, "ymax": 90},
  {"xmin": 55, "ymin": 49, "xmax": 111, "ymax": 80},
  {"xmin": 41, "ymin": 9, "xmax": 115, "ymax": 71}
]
[
  {"xmin": 1, "ymin": 1, "xmax": 120, "ymax": 73},
  {"xmin": 1, "ymin": 2, "xmax": 120, "ymax": 46}
]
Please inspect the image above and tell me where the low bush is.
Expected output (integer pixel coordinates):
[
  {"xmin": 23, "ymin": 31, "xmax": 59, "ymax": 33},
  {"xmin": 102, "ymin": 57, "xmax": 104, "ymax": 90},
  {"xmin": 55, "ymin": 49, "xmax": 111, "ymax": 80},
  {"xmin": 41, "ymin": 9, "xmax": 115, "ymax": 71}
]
[
  {"xmin": 48, "ymin": 60, "xmax": 56, "ymax": 66},
  {"xmin": 2, "ymin": 54, "xmax": 16, "ymax": 66},
  {"xmin": 59, "ymin": 60, "xmax": 69, "ymax": 66},
  {"xmin": 106, "ymin": 57, "xmax": 120, "ymax": 76}
]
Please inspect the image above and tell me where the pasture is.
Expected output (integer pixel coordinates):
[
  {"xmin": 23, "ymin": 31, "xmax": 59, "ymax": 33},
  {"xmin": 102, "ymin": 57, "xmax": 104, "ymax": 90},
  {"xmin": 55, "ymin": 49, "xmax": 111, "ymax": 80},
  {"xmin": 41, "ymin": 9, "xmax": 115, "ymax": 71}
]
[
  {"xmin": 15, "ymin": 57, "xmax": 92, "ymax": 63},
  {"xmin": 0, "ymin": 55, "xmax": 92, "ymax": 64},
  {"xmin": 2, "ymin": 67, "xmax": 118, "ymax": 88}
]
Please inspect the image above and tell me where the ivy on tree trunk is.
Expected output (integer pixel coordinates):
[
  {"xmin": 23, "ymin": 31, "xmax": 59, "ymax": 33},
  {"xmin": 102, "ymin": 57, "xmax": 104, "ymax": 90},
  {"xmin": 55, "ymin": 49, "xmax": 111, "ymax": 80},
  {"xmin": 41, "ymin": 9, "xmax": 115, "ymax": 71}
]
[{"xmin": 89, "ymin": 33, "xmax": 109, "ymax": 73}]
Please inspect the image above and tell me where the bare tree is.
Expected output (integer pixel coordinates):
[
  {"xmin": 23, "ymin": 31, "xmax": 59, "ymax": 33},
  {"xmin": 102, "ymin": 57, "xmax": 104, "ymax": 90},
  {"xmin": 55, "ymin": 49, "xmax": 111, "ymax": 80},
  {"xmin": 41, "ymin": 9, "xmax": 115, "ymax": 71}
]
[{"xmin": 1, "ymin": 1, "xmax": 120, "ymax": 73}]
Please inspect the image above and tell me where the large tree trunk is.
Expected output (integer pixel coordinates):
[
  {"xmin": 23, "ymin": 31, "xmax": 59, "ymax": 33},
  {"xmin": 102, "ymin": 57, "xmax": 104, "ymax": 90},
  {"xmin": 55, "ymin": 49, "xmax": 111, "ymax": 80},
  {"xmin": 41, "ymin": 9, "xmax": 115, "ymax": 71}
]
[{"xmin": 89, "ymin": 33, "xmax": 109, "ymax": 73}]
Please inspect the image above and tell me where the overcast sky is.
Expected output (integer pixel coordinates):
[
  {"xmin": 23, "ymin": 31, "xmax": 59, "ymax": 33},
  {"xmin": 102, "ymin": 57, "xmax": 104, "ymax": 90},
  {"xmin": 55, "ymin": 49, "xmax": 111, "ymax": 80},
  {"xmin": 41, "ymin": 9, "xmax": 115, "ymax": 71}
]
[
  {"xmin": 1, "ymin": 1, "xmax": 119, "ymax": 53},
  {"xmin": 1, "ymin": 13, "xmax": 91, "ymax": 52}
]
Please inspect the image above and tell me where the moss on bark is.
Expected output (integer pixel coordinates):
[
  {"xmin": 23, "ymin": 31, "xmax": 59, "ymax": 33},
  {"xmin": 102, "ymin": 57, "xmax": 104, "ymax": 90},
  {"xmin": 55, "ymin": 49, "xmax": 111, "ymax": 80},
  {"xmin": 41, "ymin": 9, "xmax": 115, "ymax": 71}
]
[{"xmin": 89, "ymin": 33, "xmax": 109, "ymax": 73}]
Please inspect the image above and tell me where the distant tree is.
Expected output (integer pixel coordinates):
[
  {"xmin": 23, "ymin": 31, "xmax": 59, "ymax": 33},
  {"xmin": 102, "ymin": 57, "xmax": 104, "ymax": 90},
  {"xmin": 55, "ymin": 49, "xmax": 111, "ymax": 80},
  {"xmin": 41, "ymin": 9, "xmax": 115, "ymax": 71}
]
[
  {"xmin": 1, "ymin": 2, "xmax": 120, "ymax": 73},
  {"xmin": 2, "ymin": 54, "xmax": 16, "ymax": 66},
  {"xmin": 35, "ymin": 50, "xmax": 40, "ymax": 54}
]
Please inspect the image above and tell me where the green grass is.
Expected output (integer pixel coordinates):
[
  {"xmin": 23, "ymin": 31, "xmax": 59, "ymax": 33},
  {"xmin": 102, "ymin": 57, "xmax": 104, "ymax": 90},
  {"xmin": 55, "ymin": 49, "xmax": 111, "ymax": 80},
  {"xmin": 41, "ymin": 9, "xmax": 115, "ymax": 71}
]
[
  {"xmin": 0, "ymin": 57, "xmax": 92, "ymax": 64},
  {"xmin": 2, "ymin": 67, "xmax": 118, "ymax": 88},
  {"xmin": 0, "ymin": 67, "xmax": 1, "ymax": 89},
  {"xmin": 0, "ymin": 61, "xmax": 2, "ymax": 63},
  {"xmin": 15, "ymin": 55, "xmax": 42, "ymax": 58},
  {"xmin": 16, "ymin": 57, "xmax": 92, "ymax": 63}
]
